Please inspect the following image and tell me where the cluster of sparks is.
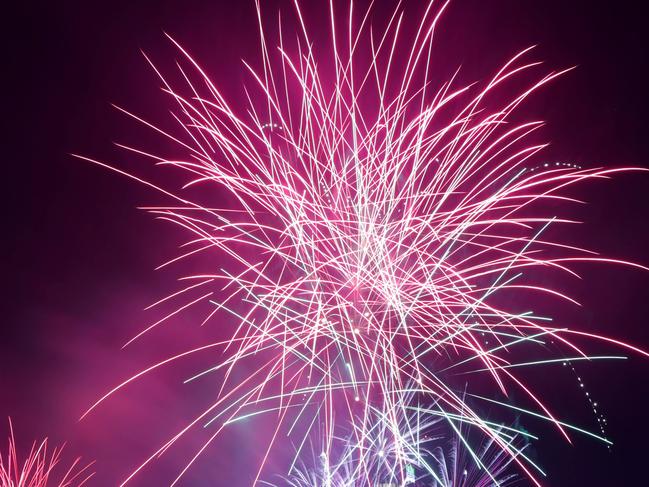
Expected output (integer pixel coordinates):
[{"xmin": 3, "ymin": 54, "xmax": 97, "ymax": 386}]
[
  {"xmin": 278, "ymin": 389, "xmax": 520, "ymax": 486},
  {"xmin": 76, "ymin": 0, "xmax": 647, "ymax": 485},
  {"xmin": 0, "ymin": 419, "xmax": 93, "ymax": 487}
]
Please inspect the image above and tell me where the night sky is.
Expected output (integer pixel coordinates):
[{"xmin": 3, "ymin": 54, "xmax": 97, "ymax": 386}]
[{"xmin": 3, "ymin": 1, "xmax": 649, "ymax": 485}]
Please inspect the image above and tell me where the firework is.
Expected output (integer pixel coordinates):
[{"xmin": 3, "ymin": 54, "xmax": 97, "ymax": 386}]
[
  {"xmin": 281, "ymin": 413, "xmax": 524, "ymax": 487},
  {"xmin": 278, "ymin": 388, "xmax": 526, "ymax": 487},
  {"xmin": 429, "ymin": 424, "xmax": 522, "ymax": 487},
  {"xmin": 77, "ymin": 0, "xmax": 647, "ymax": 484},
  {"xmin": 277, "ymin": 387, "xmax": 440, "ymax": 486},
  {"xmin": 0, "ymin": 419, "xmax": 93, "ymax": 487}
]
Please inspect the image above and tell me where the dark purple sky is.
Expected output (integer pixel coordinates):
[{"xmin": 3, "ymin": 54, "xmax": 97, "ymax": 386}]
[{"xmin": 3, "ymin": 1, "xmax": 649, "ymax": 485}]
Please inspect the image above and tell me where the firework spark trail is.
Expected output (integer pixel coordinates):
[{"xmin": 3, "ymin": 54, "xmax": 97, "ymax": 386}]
[
  {"xmin": 428, "ymin": 425, "xmax": 522, "ymax": 487},
  {"xmin": 277, "ymin": 388, "xmax": 444, "ymax": 486},
  {"xmin": 277, "ymin": 388, "xmax": 525, "ymax": 487},
  {"xmin": 0, "ymin": 419, "xmax": 94, "ymax": 487},
  {"xmin": 77, "ymin": 0, "xmax": 648, "ymax": 484}
]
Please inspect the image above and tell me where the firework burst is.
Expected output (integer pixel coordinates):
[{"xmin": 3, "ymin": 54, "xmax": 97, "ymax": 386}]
[
  {"xmin": 77, "ymin": 0, "xmax": 647, "ymax": 484},
  {"xmin": 0, "ymin": 419, "xmax": 93, "ymax": 487},
  {"xmin": 278, "ymin": 388, "xmax": 525, "ymax": 486},
  {"xmin": 277, "ymin": 387, "xmax": 440, "ymax": 486},
  {"xmin": 429, "ymin": 423, "xmax": 523, "ymax": 487}
]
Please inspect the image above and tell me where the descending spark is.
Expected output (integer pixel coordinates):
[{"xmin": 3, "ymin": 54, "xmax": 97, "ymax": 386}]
[
  {"xmin": 78, "ymin": 0, "xmax": 647, "ymax": 484},
  {"xmin": 0, "ymin": 419, "xmax": 93, "ymax": 487}
]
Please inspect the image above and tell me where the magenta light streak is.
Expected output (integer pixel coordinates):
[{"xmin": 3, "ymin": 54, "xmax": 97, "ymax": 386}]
[{"xmin": 0, "ymin": 419, "xmax": 94, "ymax": 487}]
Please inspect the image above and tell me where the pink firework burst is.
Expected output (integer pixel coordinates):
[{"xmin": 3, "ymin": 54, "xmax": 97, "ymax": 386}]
[
  {"xmin": 0, "ymin": 419, "xmax": 93, "ymax": 487},
  {"xmin": 78, "ymin": 0, "xmax": 647, "ymax": 484}
]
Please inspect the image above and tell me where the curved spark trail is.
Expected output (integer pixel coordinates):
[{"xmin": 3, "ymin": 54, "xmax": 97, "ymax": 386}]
[{"xmin": 78, "ymin": 1, "xmax": 647, "ymax": 484}]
